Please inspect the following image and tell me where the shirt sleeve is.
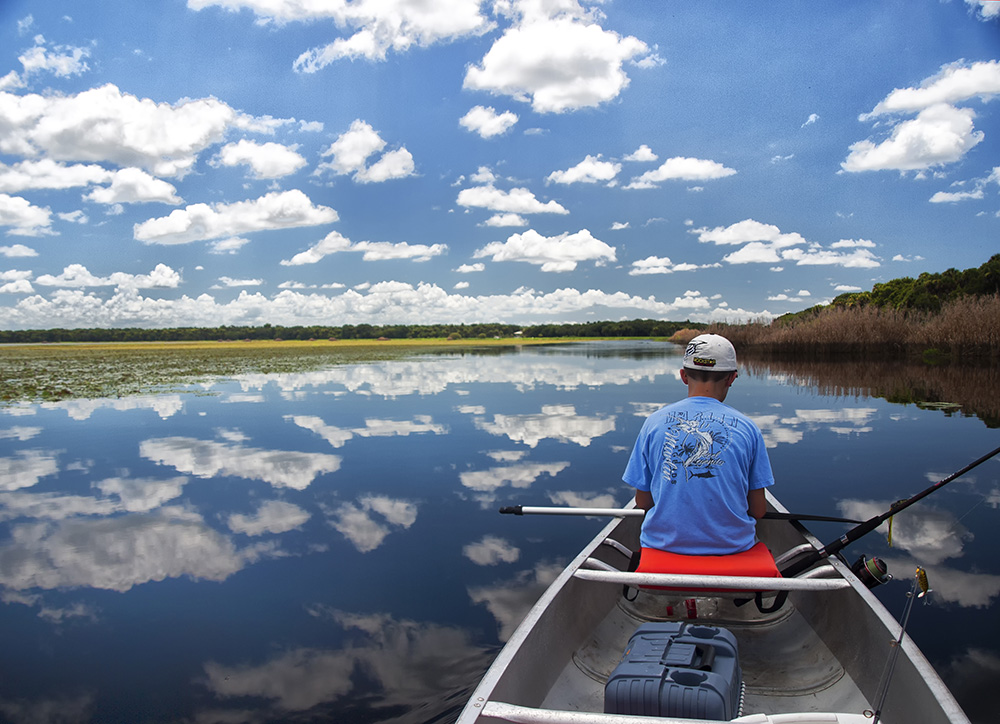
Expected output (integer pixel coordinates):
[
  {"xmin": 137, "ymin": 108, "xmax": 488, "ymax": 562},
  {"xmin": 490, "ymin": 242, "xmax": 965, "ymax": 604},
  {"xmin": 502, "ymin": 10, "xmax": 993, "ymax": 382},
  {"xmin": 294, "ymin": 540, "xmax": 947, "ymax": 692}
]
[{"xmin": 622, "ymin": 424, "xmax": 653, "ymax": 492}]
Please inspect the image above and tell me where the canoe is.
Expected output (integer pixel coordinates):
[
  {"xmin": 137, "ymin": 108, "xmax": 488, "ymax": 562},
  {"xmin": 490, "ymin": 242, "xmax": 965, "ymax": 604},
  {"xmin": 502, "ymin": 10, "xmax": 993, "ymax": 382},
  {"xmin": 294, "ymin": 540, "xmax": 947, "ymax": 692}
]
[{"xmin": 458, "ymin": 491, "xmax": 970, "ymax": 724}]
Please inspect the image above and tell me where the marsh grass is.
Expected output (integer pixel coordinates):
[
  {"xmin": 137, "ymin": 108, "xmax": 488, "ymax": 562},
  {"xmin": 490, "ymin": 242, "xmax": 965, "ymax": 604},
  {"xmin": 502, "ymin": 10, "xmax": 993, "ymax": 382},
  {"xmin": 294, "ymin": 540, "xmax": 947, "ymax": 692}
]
[
  {"xmin": 708, "ymin": 295, "xmax": 1000, "ymax": 361},
  {"xmin": 0, "ymin": 338, "xmax": 559, "ymax": 404}
]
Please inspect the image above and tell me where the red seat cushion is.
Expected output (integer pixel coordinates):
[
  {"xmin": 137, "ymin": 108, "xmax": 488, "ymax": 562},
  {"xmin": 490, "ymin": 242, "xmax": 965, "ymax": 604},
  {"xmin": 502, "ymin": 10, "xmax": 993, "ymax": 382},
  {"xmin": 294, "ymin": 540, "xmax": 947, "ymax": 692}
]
[{"xmin": 636, "ymin": 541, "xmax": 781, "ymax": 591}]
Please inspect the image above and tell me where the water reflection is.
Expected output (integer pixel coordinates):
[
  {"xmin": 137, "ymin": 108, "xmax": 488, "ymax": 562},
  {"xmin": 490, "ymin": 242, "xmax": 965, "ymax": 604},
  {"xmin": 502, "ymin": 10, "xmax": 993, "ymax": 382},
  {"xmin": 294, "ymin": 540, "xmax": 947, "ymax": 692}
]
[
  {"xmin": 472, "ymin": 404, "xmax": 616, "ymax": 447},
  {"xmin": 0, "ymin": 507, "xmax": 272, "ymax": 592},
  {"xmin": 742, "ymin": 355, "xmax": 1000, "ymax": 428},
  {"xmin": 140, "ymin": 436, "xmax": 342, "ymax": 489},
  {"xmin": 325, "ymin": 495, "xmax": 419, "ymax": 553},
  {"xmin": 0, "ymin": 342, "xmax": 996, "ymax": 723},
  {"xmin": 200, "ymin": 608, "xmax": 495, "ymax": 724}
]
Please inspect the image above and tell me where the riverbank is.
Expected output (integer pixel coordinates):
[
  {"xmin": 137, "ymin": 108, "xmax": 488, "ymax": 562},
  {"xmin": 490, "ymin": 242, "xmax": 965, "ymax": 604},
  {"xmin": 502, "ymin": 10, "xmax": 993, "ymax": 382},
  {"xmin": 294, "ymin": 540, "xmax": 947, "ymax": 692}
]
[{"xmin": 705, "ymin": 294, "xmax": 1000, "ymax": 362}]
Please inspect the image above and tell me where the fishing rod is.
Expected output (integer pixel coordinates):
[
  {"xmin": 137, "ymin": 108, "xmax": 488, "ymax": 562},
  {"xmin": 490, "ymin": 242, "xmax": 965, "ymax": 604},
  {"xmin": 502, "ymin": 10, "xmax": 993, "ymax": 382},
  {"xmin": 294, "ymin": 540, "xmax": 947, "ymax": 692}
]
[
  {"xmin": 781, "ymin": 444, "xmax": 1000, "ymax": 579},
  {"xmin": 499, "ymin": 505, "xmax": 862, "ymax": 525}
]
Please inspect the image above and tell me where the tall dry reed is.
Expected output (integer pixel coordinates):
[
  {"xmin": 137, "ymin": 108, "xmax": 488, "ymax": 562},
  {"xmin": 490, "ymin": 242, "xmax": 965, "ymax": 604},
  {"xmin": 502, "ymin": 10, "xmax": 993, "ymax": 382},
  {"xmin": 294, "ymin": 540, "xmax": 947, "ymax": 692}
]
[{"xmin": 705, "ymin": 294, "xmax": 999, "ymax": 361}]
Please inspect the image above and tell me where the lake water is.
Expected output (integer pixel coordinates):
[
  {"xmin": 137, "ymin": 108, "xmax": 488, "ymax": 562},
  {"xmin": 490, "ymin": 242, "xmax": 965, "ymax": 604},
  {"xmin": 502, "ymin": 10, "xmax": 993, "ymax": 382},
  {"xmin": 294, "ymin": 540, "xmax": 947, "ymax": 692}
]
[{"xmin": 1, "ymin": 341, "xmax": 997, "ymax": 724}]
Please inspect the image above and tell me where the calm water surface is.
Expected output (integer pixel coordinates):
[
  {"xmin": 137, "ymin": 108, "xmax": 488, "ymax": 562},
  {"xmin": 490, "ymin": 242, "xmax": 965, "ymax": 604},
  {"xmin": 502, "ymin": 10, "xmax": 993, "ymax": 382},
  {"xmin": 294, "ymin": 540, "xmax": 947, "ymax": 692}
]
[{"xmin": 1, "ymin": 342, "xmax": 997, "ymax": 723}]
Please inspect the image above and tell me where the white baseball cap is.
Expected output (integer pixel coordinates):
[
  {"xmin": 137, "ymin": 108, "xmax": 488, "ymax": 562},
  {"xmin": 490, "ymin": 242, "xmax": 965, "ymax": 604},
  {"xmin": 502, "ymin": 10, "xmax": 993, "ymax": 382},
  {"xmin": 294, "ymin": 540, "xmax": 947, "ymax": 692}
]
[{"xmin": 683, "ymin": 334, "xmax": 738, "ymax": 372}]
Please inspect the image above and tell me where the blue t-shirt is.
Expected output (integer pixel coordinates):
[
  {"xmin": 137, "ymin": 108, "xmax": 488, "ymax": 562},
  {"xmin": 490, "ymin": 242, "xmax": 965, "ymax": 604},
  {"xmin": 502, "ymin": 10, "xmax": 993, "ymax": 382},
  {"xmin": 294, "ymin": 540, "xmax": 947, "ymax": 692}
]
[{"xmin": 622, "ymin": 396, "xmax": 774, "ymax": 555}]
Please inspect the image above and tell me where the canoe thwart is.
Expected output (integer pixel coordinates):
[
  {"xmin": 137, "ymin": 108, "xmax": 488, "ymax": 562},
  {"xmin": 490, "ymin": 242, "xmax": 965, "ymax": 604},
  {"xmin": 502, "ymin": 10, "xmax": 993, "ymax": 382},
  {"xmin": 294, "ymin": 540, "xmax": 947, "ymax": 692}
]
[{"xmin": 573, "ymin": 566, "xmax": 851, "ymax": 592}]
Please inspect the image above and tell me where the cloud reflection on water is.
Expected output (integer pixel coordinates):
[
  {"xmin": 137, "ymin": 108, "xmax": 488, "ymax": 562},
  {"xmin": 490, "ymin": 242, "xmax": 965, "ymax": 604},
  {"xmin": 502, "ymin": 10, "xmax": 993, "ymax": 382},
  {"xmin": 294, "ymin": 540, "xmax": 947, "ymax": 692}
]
[
  {"xmin": 140, "ymin": 436, "xmax": 341, "ymax": 490},
  {"xmin": 201, "ymin": 608, "xmax": 494, "ymax": 723}
]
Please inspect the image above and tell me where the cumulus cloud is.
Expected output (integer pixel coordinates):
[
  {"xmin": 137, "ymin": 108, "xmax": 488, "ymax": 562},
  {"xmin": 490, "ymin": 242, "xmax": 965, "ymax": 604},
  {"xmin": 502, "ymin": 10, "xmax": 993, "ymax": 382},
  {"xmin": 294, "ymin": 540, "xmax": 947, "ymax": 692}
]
[
  {"xmin": 281, "ymin": 230, "xmax": 446, "ymax": 265},
  {"xmin": 842, "ymin": 104, "xmax": 983, "ymax": 173},
  {"xmin": 0, "ymin": 159, "xmax": 112, "ymax": 193},
  {"xmin": 315, "ymin": 120, "xmax": 414, "ymax": 182},
  {"xmin": 0, "ymin": 280, "xmax": 710, "ymax": 329},
  {"xmin": 0, "ymin": 193, "xmax": 53, "ymax": 236},
  {"xmin": 629, "ymin": 255, "xmax": 713, "ymax": 276},
  {"xmin": 546, "ymin": 155, "xmax": 621, "ymax": 185},
  {"xmin": 214, "ymin": 139, "xmax": 307, "ymax": 179},
  {"xmin": 694, "ymin": 219, "xmax": 880, "ymax": 268},
  {"xmin": 18, "ymin": 36, "xmax": 91, "ymax": 78},
  {"xmin": 625, "ymin": 157, "xmax": 737, "ymax": 188},
  {"xmin": 459, "ymin": 105, "xmax": 518, "ymax": 138},
  {"xmin": 861, "ymin": 60, "xmax": 1000, "ymax": 119},
  {"xmin": 463, "ymin": 8, "xmax": 650, "ymax": 113},
  {"xmin": 271, "ymin": 0, "xmax": 493, "ymax": 68},
  {"xmin": 0, "ymin": 84, "xmax": 238, "ymax": 177},
  {"xmin": 134, "ymin": 189, "xmax": 338, "ymax": 245},
  {"xmin": 456, "ymin": 185, "xmax": 568, "ymax": 215},
  {"xmin": 483, "ymin": 212, "xmax": 529, "ymax": 227},
  {"xmin": 34, "ymin": 263, "xmax": 181, "ymax": 289},
  {"xmin": 474, "ymin": 228, "xmax": 616, "ymax": 272},
  {"xmin": 964, "ymin": 0, "xmax": 1000, "ymax": 20},
  {"xmin": 84, "ymin": 167, "xmax": 183, "ymax": 205},
  {"xmin": 624, "ymin": 145, "xmax": 657, "ymax": 162}
]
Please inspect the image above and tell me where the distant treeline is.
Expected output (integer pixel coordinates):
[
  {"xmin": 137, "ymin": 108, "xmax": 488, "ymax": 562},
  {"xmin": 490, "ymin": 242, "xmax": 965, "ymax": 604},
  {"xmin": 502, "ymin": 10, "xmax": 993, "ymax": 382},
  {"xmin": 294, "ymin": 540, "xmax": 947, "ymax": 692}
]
[
  {"xmin": 0, "ymin": 319, "xmax": 704, "ymax": 345},
  {"xmin": 783, "ymin": 253, "xmax": 1000, "ymax": 322}
]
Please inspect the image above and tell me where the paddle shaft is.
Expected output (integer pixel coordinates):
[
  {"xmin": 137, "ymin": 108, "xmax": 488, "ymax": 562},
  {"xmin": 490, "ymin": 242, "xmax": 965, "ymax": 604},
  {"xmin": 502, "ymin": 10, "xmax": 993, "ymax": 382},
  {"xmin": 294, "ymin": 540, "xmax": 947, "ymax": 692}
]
[
  {"xmin": 499, "ymin": 505, "xmax": 860, "ymax": 524},
  {"xmin": 781, "ymin": 444, "xmax": 1000, "ymax": 578}
]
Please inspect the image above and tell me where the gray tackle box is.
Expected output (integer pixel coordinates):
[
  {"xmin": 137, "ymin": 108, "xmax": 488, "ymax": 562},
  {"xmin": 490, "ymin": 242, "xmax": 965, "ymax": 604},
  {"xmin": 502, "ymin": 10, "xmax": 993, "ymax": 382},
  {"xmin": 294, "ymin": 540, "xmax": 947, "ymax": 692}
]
[{"xmin": 604, "ymin": 621, "xmax": 743, "ymax": 720}]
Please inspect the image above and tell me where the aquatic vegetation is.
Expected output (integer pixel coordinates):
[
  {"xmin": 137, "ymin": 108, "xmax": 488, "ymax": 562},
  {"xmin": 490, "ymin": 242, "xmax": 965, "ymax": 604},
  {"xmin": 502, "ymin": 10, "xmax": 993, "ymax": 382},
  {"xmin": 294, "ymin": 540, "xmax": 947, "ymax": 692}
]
[{"xmin": 0, "ymin": 339, "xmax": 539, "ymax": 404}]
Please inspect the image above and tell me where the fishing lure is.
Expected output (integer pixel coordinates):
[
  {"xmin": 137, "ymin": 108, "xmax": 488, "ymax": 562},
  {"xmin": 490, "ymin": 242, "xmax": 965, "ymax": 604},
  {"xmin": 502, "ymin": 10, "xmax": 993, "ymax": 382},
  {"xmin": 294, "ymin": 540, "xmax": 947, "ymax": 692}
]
[{"xmin": 916, "ymin": 567, "xmax": 932, "ymax": 600}]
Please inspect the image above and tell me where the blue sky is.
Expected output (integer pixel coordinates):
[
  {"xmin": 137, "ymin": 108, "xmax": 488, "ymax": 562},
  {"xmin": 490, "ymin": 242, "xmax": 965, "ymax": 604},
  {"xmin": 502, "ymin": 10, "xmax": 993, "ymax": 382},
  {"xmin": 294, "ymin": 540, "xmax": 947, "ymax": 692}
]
[{"xmin": 0, "ymin": 0, "xmax": 997, "ymax": 329}]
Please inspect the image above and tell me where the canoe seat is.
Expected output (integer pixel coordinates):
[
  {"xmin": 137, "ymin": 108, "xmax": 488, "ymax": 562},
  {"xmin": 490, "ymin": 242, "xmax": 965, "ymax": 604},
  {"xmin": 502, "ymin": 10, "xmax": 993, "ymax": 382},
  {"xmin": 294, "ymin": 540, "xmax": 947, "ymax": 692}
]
[{"xmin": 636, "ymin": 541, "xmax": 780, "ymax": 592}]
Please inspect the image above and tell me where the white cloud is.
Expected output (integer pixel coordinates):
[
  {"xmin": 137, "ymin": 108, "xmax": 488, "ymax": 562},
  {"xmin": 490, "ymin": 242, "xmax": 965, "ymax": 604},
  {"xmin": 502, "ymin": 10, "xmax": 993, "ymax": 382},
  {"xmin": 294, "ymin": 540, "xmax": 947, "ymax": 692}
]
[
  {"xmin": 843, "ymin": 104, "xmax": 984, "ymax": 172},
  {"xmin": 0, "ymin": 244, "xmax": 36, "ymax": 257},
  {"xmin": 0, "ymin": 193, "xmax": 53, "ymax": 236},
  {"xmin": 279, "ymin": 0, "xmax": 492, "ymax": 68},
  {"xmin": 316, "ymin": 120, "xmax": 414, "ymax": 182},
  {"xmin": 18, "ymin": 36, "xmax": 91, "ymax": 78},
  {"xmin": 624, "ymin": 145, "xmax": 657, "ymax": 162},
  {"xmin": 625, "ymin": 157, "xmax": 736, "ymax": 188},
  {"xmin": 215, "ymin": 139, "xmax": 307, "ymax": 179},
  {"xmin": 483, "ymin": 212, "xmax": 529, "ymax": 227},
  {"xmin": 463, "ymin": 12, "xmax": 649, "ymax": 113},
  {"xmin": 459, "ymin": 105, "xmax": 518, "ymax": 138},
  {"xmin": 455, "ymin": 263, "xmax": 485, "ymax": 273},
  {"xmin": 802, "ymin": 113, "xmax": 819, "ymax": 127},
  {"xmin": 964, "ymin": 0, "xmax": 1000, "ymax": 20},
  {"xmin": 0, "ymin": 84, "xmax": 238, "ymax": 177},
  {"xmin": 134, "ymin": 190, "xmax": 338, "ymax": 245},
  {"xmin": 210, "ymin": 236, "xmax": 251, "ymax": 254},
  {"xmin": 281, "ymin": 230, "xmax": 446, "ymax": 265},
  {"xmin": 546, "ymin": 155, "xmax": 621, "ymax": 185},
  {"xmin": 34, "ymin": 263, "xmax": 181, "ymax": 289},
  {"xmin": 861, "ymin": 60, "xmax": 1000, "ymax": 119},
  {"xmin": 215, "ymin": 276, "xmax": 263, "ymax": 288},
  {"xmin": 628, "ymin": 256, "xmax": 713, "ymax": 276},
  {"xmin": 0, "ymin": 159, "xmax": 111, "ymax": 192},
  {"xmin": 694, "ymin": 219, "xmax": 880, "ymax": 269},
  {"xmin": 474, "ymin": 228, "xmax": 616, "ymax": 272},
  {"xmin": 929, "ymin": 187, "xmax": 985, "ymax": 203},
  {"xmin": 457, "ymin": 185, "xmax": 568, "ymax": 215},
  {"xmin": 84, "ymin": 167, "xmax": 182, "ymax": 205}
]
